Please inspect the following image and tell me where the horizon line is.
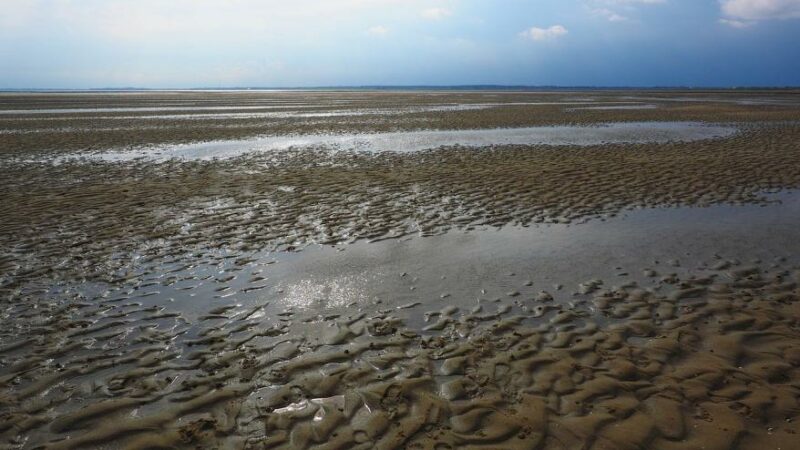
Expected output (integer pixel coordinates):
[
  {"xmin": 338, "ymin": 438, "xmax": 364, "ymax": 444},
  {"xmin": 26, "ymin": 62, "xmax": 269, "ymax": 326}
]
[{"xmin": 2, "ymin": 85, "xmax": 800, "ymax": 93}]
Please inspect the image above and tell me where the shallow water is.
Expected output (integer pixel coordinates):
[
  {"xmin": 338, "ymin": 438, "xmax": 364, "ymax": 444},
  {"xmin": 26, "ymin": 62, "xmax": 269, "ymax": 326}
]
[
  {"xmin": 3, "ymin": 91, "xmax": 800, "ymax": 449},
  {"xmin": 0, "ymin": 104, "xmax": 327, "ymax": 114},
  {"xmin": 154, "ymin": 189, "xmax": 800, "ymax": 322},
  {"xmin": 37, "ymin": 189, "xmax": 794, "ymax": 330},
  {"xmin": 0, "ymin": 101, "xmax": 640, "ymax": 119},
  {"xmin": 623, "ymin": 95, "xmax": 800, "ymax": 106},
  {"xmin": 569, "ymin": 104, "xmax": 658, "ymax": 111},
  {"xmin": 4, "ymin": 190, "xmax": 799, "ymax": 449},
  {"xmin": 54, "ymin": 121, "xmax": 737, "ymax": 162}
]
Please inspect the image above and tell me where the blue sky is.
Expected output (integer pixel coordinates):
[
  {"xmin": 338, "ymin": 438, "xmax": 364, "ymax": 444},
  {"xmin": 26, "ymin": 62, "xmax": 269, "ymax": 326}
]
[{"xmin": 1, "ymin": 0, "xmax": 799, "ymax": 88}]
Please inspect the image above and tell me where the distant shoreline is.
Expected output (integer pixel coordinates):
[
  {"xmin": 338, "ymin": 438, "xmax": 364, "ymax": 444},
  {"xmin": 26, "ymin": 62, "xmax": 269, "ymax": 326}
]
[{"xmin": 2, "ymin": 85, "xmax": 800, "ymax": 93}]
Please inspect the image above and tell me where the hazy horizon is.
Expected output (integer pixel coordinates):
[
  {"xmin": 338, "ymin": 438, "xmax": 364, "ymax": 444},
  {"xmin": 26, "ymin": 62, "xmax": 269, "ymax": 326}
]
[
  {"xmin": 3, "ymin": 85, "xmax": 800, "ymax": 92},
  {"xmin": 2, "ymin": 0, "xmax": 800, "ymax": 89}
]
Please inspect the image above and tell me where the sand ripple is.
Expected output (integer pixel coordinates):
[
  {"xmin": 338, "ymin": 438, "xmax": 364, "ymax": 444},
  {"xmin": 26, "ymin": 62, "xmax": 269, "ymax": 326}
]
[
  {"xmin": 1, "ymin": 259, "xmax": 799, "ymax": 448},
  {"xmin": 2, "ymin": 91, "xmax": 800, "ymax": 449}
]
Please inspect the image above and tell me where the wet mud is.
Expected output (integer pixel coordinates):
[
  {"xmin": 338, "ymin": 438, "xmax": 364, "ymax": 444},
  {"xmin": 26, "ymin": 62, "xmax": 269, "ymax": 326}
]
[{"xmin": 1, "ymin": 90, "xmax": 800, "ymax": 449}]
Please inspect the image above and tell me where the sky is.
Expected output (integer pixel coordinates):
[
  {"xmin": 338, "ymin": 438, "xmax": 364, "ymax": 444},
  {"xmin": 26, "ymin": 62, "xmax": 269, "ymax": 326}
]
[{"xmin": 1, "ymin": 0, "xmax": 799, "ymax": 88}]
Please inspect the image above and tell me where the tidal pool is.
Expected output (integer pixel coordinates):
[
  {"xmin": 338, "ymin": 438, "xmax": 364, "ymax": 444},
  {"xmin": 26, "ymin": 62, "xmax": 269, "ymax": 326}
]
[{"xmin": 54, "ymin": 121, "xmax": 737, "ymax": 162}]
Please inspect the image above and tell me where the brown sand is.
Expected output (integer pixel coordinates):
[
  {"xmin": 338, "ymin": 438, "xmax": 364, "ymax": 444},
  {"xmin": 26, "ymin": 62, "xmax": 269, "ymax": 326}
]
[
  {"xmin": 1, "ymin": 90, "xmax": 799, "ymax": 156},
  {"xmin": 1, "ymin": 90, "xmax": 800, "ymax": 449},
  {"xmin": 3, "ymin": 123, "xmax": 800, "ymax": 287},
  {"xmin": 2, "ymin": 256, "xmax": 799, "ymax": 449}
]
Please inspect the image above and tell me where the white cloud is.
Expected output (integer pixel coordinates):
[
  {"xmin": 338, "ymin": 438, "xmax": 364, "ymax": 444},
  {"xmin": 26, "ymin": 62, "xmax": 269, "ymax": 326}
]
[
  {"xmin": 588, "ymin": 0, "xmax": 666, "ymax": 23},
  {"xmin": 719, "ymin": 18, "xmax": 754, "ymax": 27},
  {"xmin": 592, "ymin": 8, "xmax": 629, "ymax": 21},
  {"xmin": 367, "ymin": 25, "xmax": 390, "ymax": 36},
  {"xmin": 0, "ymin": 0, "xmax": 424, "ymax": 41},
  {"xmin": 602, "ymin": 0, "xmax": 666, "ymax": 4},
  {"xmin": 720, "ymin": 0, "xmax": 800, "ymax": 21},
  {"xmin": 421, "ymin": 7, "xmax": 452, "ymax": 20},
  {"xmin": 519, "ymin": 25, "xmax": 568, "ymax": 41},
  {"xmin": 0, "ymin": 0, "xmax": 40, "ymax": 28}
]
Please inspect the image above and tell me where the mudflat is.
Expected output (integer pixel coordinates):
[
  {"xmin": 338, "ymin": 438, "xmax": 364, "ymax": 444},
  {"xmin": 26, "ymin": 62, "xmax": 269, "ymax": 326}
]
[{"xmin": 2, "ymin": 90, "xmax": 800, "ymax": 449}]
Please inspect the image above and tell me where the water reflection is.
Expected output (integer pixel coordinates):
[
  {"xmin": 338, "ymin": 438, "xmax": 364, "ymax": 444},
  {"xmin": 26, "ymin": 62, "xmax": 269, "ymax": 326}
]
[{"xmin": 56, "ymin": 121, "xmax": 738, "ymax": 162}]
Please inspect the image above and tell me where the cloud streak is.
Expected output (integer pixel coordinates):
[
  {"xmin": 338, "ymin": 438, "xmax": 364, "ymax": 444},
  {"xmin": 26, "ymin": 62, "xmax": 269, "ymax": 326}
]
[
  {"xmin": 720, "ymin": 0, "xmax": 800, "ymax": 22},
  {"xmin": 519, "ymin": 25, "xmax": 568, "ymax": 41},
  {"xmin": 0, "ymin": 0, "xmax": 425, "ymax": 39},
  {"xmin": 1, "ymin": 0, "xmax": 798, "ymax": 88},
  {"xmin": 587, "ymin": 0, "xmax": 666, "ymax": 23},
  {"xmin": 367, "ymin": 25, "xmax": 390, "ymax": 36},
  {"xmin": 421, "ymin": 7, "xmax": 453, "ymax": 20},
  {"xmin": 601, "ymin": 0, "xmax": 666, "ymax": 4},
  {"xmin": 592, "ymin": 8, "xmax": 629, "ymax": 21}
]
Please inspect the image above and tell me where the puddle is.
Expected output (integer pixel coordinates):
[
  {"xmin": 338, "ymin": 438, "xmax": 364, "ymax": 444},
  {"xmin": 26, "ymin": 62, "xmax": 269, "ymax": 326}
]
[
  {"xmin": 569, "ymin": 104, "xmax": 658, "ymax": 111},
  {"xmin": 39, "ymin": 189, "xmax": 796, "ymax": 325},
  {"xmin": 102, "ymin": 104, "xmax": 496, "ymax": 120},
  {"xmin": 47, "ymin": 122, "xmax": 737, "ymax": 162},
  {"xmin": 0, "ymin": 104, "xmax": 325, "ymax": 114},
  {"xmin": 7, "ymin": 190, "xmax": 799, "ymax": 449},
  {"xmin": 0, "ymin": 101, "xmax": 640, "ymax": 120},
  {"xmin": 621, "ymin": 95, "xmax": 800, "ymax": 106},
  {"xmin": 247, "ymin": 189, "xmax": 798, "ymax": 317}
]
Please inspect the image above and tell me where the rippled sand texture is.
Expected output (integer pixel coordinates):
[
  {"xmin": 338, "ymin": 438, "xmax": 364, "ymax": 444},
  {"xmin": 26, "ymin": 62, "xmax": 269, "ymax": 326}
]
[
  {"xmin": 1, "ymin": 89, "xmax": 799, "ymax": 156},
  {"xmin": 4, "ymin": 124, "xmax": 800, "ymax": 282},
  {"xmin": 1, "ymin": 90, "xmax": 800, "ymax": 449},
  {"xmin": 3, "ymin": 256, "xmax": 800, "ymax": 449},
  {"xmin": 44, "ymin": 122, "xmax": 739, "ymax": 162}
]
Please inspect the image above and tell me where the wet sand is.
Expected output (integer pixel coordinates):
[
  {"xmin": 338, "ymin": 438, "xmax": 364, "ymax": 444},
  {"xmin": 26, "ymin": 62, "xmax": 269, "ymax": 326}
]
[
  {"xmin": 1, "ymin": 90, "xmax": 800, "ymax": 449},
  {"xmin": 43, "ymin": 122, "xmax": 737, "ymax": 163}
]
